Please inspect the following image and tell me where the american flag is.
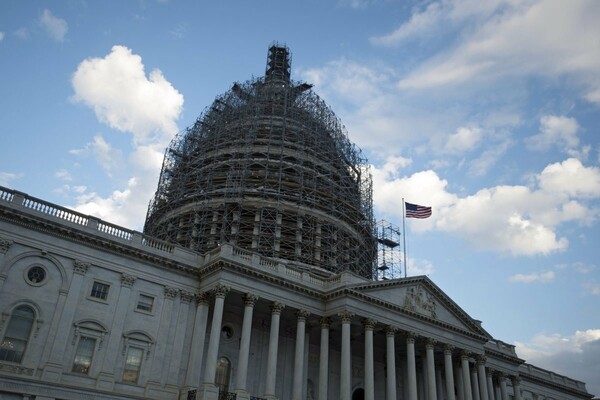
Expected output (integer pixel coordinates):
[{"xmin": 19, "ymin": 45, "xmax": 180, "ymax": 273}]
[{"xmin": 405, "ymin": 202, "xmax": 432, "ymax": 219}]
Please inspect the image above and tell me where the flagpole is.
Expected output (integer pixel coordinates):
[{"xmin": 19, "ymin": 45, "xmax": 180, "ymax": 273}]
[{"xmin": 402, "ymin": 198, "xmax": 407, "ymax": 278}]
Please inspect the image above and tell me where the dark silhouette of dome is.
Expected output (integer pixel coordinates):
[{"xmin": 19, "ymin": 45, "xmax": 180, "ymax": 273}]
[{"xmin": 144, "ymin": 44, "xmax": 376, "ymax": 278}]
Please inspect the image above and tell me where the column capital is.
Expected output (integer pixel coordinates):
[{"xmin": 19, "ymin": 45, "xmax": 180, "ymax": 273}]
[
  {"xmin": 363, "ymin": 318, "xmax": 377, "ymax": 330},
  {"xmin": 296, "ymin": 309, "xmax": 310, "ymax": 321},
  {"xmin": 164, "ymin": 286, "xmax": 178, "ymax": 299},
  {"xmin": 444, "ymin": 344, "xmax": 455, "ymax": 354},
  {"xmin": 320, "ymin": 316, "xmax": 331, "ymax": 328},
  {"xmin": 425, "ymin": 337, "xmax": 437, "ymax": 348},
  {"xmin": 510, "ymin": 376, "xmax": 521, "ymax": 385},
  {"xmin": 212, "ymin": 283, "xmax": 230, "ymax": 298},
  {"xmin": 121, "ymin": 273, "xmax": 136, "ymax": 288},
  {"xmin": 460, "ymin": 350, "xmax": 471, "ymax": 360},
  {"xmin": 405, "ymin": 331, "xmax": 418, "ymax": 343},
  {"xmin": 243, "ymin": 293, "xmax": 259, "ymax": 306},
  {"xmin": 385, "ymin": 325, "xmax": 398, "ymax": 336},
  {"xmin": 476, "ymin": 355, "xmax": 487, "ymax": 365},
  {"xmin": 338, "ymin": 310, "xmax": 355, "ymax": 323},
  {"xmin": 270, "ymin": 301, "xmax": 285, "ymax": 314},
  {"xmin": 0, "ymin": 238, "xmax": 13, "ymax": 254},
  {"xmin": 180, "ymin": 290, "xmax": 194, "ymax": 304},
  {"xmin": 73, "ymin": 259, "xmax": 90, "ymax": 275},
  {"xmin": 195, "ymin": 291, "xmax": 210, "ymax": 305}
]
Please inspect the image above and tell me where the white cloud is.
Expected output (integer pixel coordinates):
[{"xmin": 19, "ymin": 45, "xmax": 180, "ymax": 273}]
[
  {"xmin": 538, "ymin": 158, "xmax": 600, "ymax": 198},
  {"xmin": 394, "ymin": 1, "xmax": 600, "ymax": 105},
  {"xmin": 14, "ymin": 28, "xmax": 29, "ymax": 40},
  {"xmin": 55, "ymin": 169, "xmax": 73, "ymax": 181},
  {"xmin": 0, "ymin": 32, "xmax": 4, "ymax": 42},
  {"xmin": 39, "ymin": 9, "xmax": 68, "ymax": 42},
  {"xmin": 372, "ymin": 154, "xmax": 599, "ymax": 256},
  {"xmin": 406, "ymin": 257, "xmax": 434, "ymax": 277},
  {"xmin": 67, "ymin": 46, "xmax": 184, "ymax": 228},
  {"xmin": 515, "ymin": 330, "xmax": 600, "ymax": 396},
  {"xmin": 468, "ymin": 137, "xmax": 512, "ymax": 177},
  {"xmin": 444, "ymin": 126, "xmax": 482, "ymax": 154},
  {"xmin": 0, "ymin": 172, "xmax": 23, "ymax": 187},
  {"xmin": 526, "ymin": 115, "xmax": 580, "ymax": 152},
  {"xmin": 584, "ymin": 281, "xmax": 600, "ymax": 296},
  {"xmin": 509, "ymin": 271, "xmax": 555, "ymax": 283},
  {"xmin": 371, "ymin": 2, "xmax": 443, "ymax": 45},
  {"xmin": 71, "ymin": 45, "xmax": 184, "ymax": 146}
]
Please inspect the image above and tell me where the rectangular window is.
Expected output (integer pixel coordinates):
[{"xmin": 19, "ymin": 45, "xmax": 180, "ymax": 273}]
[
  {"xmin": 90, "ymin": 281, "xmax": 110, "ymax": 300},
  {"xmin": 72, "ymin": 336, "xmax": 96, "ymax": 374},
  {"xmin": 136, "ymin": 294, "xmax": 154, "ymax": 312},
  {"xmin": 122, "ymin": 347, "xmax": 144, "ymax": 383}
]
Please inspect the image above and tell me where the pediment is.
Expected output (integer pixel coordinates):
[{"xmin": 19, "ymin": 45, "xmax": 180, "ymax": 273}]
[{"xmin": 351, "ymin": 276, "xmax": 489, "ymax": 337}]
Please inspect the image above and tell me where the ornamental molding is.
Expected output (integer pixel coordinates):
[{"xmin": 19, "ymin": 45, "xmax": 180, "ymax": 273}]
[
  {"xmin": 180, "ymin": 290, "xmax": 194, "ymax": 304},
  {"xmin": 319, "ymin": 317, "xmax": 331, "ymax": 328},
  {"xmin": 195, "ymin": 291, "xmax": 210, "ymax": 305},
  {"xmin": 121, "ymin": 273, "xmax": 136, "ymax": 288},
  {"xmin": 73, "ymin": 260, "xmax": 90, "ymax": 275},
  {"xmin": 296, "ymin": 309, "xmax": 310, "ymax": 321},
  {"xmin": 385, "ymin": 325, "xmax": 398, "ymax": 336},
  {"xmin": 211, "ymin": 283, "xmax": 230, "ymax": 298},
  {"xmin": 404, "ymin": 285, "xmax": 437, "ymax": 320},
  {"xmin": 270, "ymin": 301, "xmax": 285, "ymax": 314},
  {"xmin": 164, "ymin": 286, "xmax": 178, "ymax": 299},
  {"xmin": 0, "ymin": 237, "xmax": 13, "ymax": 254},
  {"xmin": 338, "ymin": 310, "xmax": 354, "ymax": 323},
  {"xmin": 242, "ymin": 292, "xmax": 259, "ymax": 306},
  {"xmin": 0, "ymin": 362, "xmax": 34, "ymax": 376},
  {"xmin": 363, "ymin": 318, "xmax": 377, "ymax": 330}
]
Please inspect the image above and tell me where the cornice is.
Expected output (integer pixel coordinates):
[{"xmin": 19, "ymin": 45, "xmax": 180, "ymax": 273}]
[
  {"xmin": 519, "ymin": 371, "xmax": 593, "ymax": 399},
  {"xmin": 0, "ymin": 205, "xmax": 198, "ymax": 276},
  {"xmin": 484, "ymin": 347, "xmax": 524, "ymax": 365}
]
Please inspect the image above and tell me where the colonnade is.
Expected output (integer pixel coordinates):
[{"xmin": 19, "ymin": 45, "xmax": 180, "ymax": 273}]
[{"xmin": 190, "ymin": 286, "xmax": 522, "ymax": 400}]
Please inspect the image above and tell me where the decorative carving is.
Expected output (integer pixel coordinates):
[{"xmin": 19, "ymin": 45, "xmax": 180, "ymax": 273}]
[
  {"xmin": 460, "ymin": 350, "xmax": 471, "ymax": 361},
  {"xmin": 385, "ymin": 325, "xmax": 398, "ymax": 336},
  {"xmin": 195, "ymin": 291, "xmax": 210, "ymax": 305},
  {"xmin": 73, "ymin": 260, "xmax": 90, "ymax": 275},
  {"xmin": 180, "ymin": 290, "xmax": 194, "ymax": 304},
  {"xmin": 211, "ymin": 283, "xmax": 230, "ymax": 298},
  {"xmin": 444, "ymin": 344, "xmax": 455, "ymax": 354},
  {"xmin": 270, "ymin": 302, "xmax": 285, "ymax": 314},
  {"xmin": 164, "ymin": 286, "xmax": 178, "ymax": 299},
  {"xmin": 363, "ymin": 318, "xmax": 377, "ymax": 330},
  {"xmin": 296, "ymin": 309, "xmax": 310, "ymax": 321},
  {"xmin": 403, "ymin": 285, "xmax": 437, "ymax": 319},
  {"xmin": 476, "ymin": 355, "xmax": 487, "ymax": 365},
  {"xmin": 511, "ymin": 376, "xmax": 521, "ymax": 385},
  {"xmin": 320, "ymin": 317, "xmax": 331, "ymax": 328},
  {"xmin": 405, "ymin": 331, "xmax": 418, "ymax": 342},
  {"xmin": 0, "ymin": 238, "xmax": 13, "ymax": 254},
  {"xmin": 338, "ymin": 311, "xmax": 354, "ymax": 323},
  {"xmin": 243, "ymin": 293, "xmax": 259, "ymax": 307},
  {"xmin": 121, "ymin": 273, "xmax": 136, "ymax": 288},
  {"xmin": 0, "ymin": 363, "xmax": 34, "ymax": 376},
  {"xmin": 425, "ymin": 338, "xmax": 437, "ymax": 348}
]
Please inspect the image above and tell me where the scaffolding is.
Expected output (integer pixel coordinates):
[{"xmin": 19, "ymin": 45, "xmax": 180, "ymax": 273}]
[
  {"xmin": 375, "ymin": 220, "xmax": 403, "ymax": 280},
  {"xmin": 144, "ymin": 44, "xmax": 377, "ymax": 278}
]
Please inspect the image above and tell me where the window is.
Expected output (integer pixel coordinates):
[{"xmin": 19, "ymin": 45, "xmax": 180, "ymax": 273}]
[
  {"xmin": 90, "ymin": 281, "xmax": 110, "ymax": 300},
  {"xmin": 0, "ymin": 305, "xmax": 35, "ymax": 363},
  {"xmin": 122, "ymin": 346, "xmax": 144, "ymax": 383},
  {"xmin": 136, "ymin": 294, "xmax": 154, "ymax": 312},
  {"xmin": 26, "ymin": 266, "xmax": 46, "ymax": 284},
  {"xmin": 72, "ymin": 336, "xmax": 96, "ymax": 374}
]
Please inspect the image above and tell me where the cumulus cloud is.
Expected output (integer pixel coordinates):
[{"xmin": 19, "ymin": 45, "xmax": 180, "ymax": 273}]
[
  {"xmin": 39, "ymin": 9, "xmax": 68, "ymax": 42},
  {"xmin": 515, "ymin": 330, "xmax": 600, "ymax": 396},
  {"xmin": 71, "ymin": 45, "xmax": 184, "ymax": 146},
  {"xmin": 526, "ymin": 115, "xmax": 580, "ymax": 152},
  {"xmin": 584, "ymin": 281, "xmax": 600, "ymax": 296},
  {"xmin": 509, "ymin": 271, "xmax": 555, "ymax": 283},
  {"xmin": 68, "ymin": 46, "xmax": 183, "ymax": 228},
  {"xmin": 0, "ymin": 172, "xmax": 23, "ymax": 187},
  {"xmin": 444, "ymin": 126, "xmax": 482, "ymax": 154},
  {"xmin": 372, "ymin": 154, "xmax": 599, "ymax": 256},
  {"xmin": 391, "ymin": 1, "xmax": 600, "ymax": 105},
  {"xmin": 55, "ymin": 169, "xmax": 73, "ymax": 181}
]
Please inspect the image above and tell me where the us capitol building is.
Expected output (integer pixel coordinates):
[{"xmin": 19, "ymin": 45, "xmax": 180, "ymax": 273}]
[{"xmin": 0, "ymin": 45, "xmax": 593, "ymax": 400}]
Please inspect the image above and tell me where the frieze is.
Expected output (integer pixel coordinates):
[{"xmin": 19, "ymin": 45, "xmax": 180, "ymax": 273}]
[{"xmin": 403, "ymin": 285, "xmax": 437, "ymax": 319}]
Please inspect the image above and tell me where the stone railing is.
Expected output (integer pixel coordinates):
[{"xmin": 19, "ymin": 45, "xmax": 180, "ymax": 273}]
[
  {"xmin": 0, "ymin": 186, "xmax": 195, "ymax": 265},
  {"xmin": 205, "ymin": 243, "xmax": 367, "ymax": 290},
  {"xmin": 520, "ymin": 363, "xmax": 589, "ymax": 392}
]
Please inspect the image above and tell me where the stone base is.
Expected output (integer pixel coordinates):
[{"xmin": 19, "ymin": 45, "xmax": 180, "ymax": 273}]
[
  {"xmin": 235, "ymin": 389, "xmax": 250, "ymax": 400},
  {"xmin": 95, "ymin": 372, "xmax": 115, "ymax": 391},
  {"xmin": 41, "ymin": 362, "xmax": 63, "ymax": 382},
  {"xmin": 196, "ymin": 383, "xmax": 219, "ymax": 400}
]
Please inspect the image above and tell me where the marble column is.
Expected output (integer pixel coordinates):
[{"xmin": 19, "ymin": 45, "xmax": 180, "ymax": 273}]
[
  {"xmin": 444, "ymin": 345, "xmax": 456, "ymax": 400},
  {"xmin": 460, "ymin": 352, "xmax": 473, "ymax": 400},
  {"xmin": 339, "ymin": 311, "xmax": 354, "ymax": 400},
  {"xmin": 293, "ymin": 310, "xmax": 310, "ymax": 400},
  {"xmin": 511, "ymin": 377, "xmax": 522, "ymax": 400},
  {"xmin": 456, "ymin": 364, "xmax": 465, "ymax": 400},
  {"xmin": 499, "ymin": 374, "xmax": 508, "ymax": 400},
  {"xmin": 318, "ymin": 317, "xmax": 331, "ymax": 400},
  {"xmin": 406, "ymin": 332, "xmax": 418, "ymax": 400},
  {"xmin": 386, "ymin": 326, "xmax": 398, "ymax": 400},
  {"xmin": 264, "ymin": 302, "xmax": 285, "ymax": 399},
  {"xmin": 436, "ymin": 368, "xmax": 444, "ymax": 400},
  {"xmin": 363, "ymin": 319, "xmax": 376, "ymax": 400},
  {"xmin": 471, "ymin": 367, "xmax": 480, "ymax": 400},
  {"xmin": 476, "ymin": 357, "xmax": 489, "ymax": 400},
  {"xmin": 235, "ymin": 293, "xmax": 259, "ymax": 398},
  {"xmin": 486, "ymin": 370, "xmax": 495, "ymax": 400},
  {"xmin": 184, "ymin": 292, "xmax": 210, "ymax": 388},
  {"xmin": 426, "ymin": 339, "xmax": 438, "ymax": 400},
  {"xmin": 201, "ymin": 284, "xmax": 230, "ymax": 390}
]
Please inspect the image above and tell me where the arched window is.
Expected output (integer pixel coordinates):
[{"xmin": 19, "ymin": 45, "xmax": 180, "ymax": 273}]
[
  {"xmin": 0, "ymin": 305, "xmax": 35, "ymax": 363},
  {"xmin": 215, "ymin": 357, "xmax": 231, "ymax": 394}
]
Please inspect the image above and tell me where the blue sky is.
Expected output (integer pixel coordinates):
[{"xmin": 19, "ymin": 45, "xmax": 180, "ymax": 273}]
[{"xmin": 1, "ymin": 0, "xmax": 599, "ymax": 394}]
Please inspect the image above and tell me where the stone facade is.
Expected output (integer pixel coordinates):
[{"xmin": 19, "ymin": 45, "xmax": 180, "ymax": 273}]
[{"xmin": 0, "ymin": 187, "xmax": 593, "ymax": 400}]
